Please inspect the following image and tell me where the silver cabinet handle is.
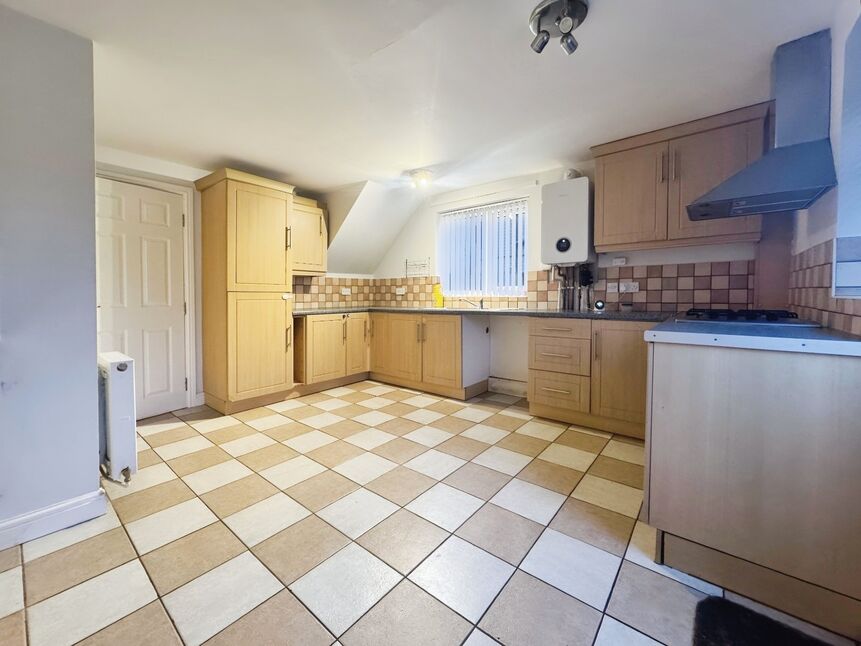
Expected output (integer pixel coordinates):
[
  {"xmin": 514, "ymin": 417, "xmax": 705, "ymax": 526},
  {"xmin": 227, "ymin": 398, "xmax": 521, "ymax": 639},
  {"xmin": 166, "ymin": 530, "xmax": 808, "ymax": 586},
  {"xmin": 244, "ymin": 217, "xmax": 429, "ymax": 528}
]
[
  {"xmin": 364, "ymin": 319, "xmax": 368, "ymax": 340},
  {"xmin": 343, "ymin": 319, "xmax": 347, "ymax": 343},
  {"xmin": 594, "ymin": 331, "xmax": 599, "ymax": 360},
  {"xmin": 540, "ymin": 352, "xmax": 571, "ymax": 359},
  {"xmin": 542, "ymin": 327, "xmax": 570, "ymax": 332},
  {"xmin": 285, "ymin": 325, "xmax": 292, "ymax": 350},
  {"xmin": 416, "ymin": 322, "xmax": 421, "ymax": 342},
  {"xmin": 541, "ymin": 387, "xmax": 571, "ymax": 395},
  {"xmin": 285, "ymin": 226, "xmax": 292, "ymax": 249},
  {"xmin": 660, "ymin": 150, "xmax": 668, "ymax": 183}
]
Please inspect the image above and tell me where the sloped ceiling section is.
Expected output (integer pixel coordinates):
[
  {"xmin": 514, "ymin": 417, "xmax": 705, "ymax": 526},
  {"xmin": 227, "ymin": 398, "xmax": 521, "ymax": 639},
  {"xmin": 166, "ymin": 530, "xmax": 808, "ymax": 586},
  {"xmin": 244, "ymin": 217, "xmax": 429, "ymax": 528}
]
[{"xmin": 324, "ymin": 181, "xmax": 422, "ymax": 275}]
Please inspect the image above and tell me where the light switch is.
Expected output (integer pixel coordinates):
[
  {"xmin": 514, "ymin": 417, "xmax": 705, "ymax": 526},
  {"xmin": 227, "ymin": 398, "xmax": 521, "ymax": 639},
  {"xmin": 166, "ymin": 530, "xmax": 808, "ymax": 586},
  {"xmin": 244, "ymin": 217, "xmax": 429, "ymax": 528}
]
[
  {"xmin": 619, "ymin": 281, "xmax": 640, "ymax": 293},
  {"xmin": 611, "ymin": 257, "xmax": 628, "ymax": 266},
  {"xmin": 340, "ymin": 287, "xmax": 351, "ymax": 296},
  {"xmin": 395, "ymin": 287, "xmax": 407, "ymax": 295},
  {"xmin": 607, "ymin": 283, "xmax": 619, "ymax": 293}
]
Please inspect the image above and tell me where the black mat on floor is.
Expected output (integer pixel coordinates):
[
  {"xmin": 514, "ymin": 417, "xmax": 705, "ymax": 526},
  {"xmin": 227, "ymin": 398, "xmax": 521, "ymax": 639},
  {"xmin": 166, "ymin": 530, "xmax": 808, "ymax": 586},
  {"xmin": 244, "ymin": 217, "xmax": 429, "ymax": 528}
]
[{"xmin": 692, "ymin": 597, "xmax": 829, "ymax": 646}]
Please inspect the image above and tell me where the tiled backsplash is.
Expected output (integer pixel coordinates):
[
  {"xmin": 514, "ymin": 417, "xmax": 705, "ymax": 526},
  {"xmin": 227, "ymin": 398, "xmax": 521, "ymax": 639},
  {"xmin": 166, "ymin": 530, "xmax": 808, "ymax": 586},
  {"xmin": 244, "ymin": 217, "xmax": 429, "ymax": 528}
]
[
  {"xmin": 293, "ymin": 275, "xmax": 435, "ymax": 309},
  {"xmin": 789, "ymin": 239, "xmax": 861, "ymax": 335}
]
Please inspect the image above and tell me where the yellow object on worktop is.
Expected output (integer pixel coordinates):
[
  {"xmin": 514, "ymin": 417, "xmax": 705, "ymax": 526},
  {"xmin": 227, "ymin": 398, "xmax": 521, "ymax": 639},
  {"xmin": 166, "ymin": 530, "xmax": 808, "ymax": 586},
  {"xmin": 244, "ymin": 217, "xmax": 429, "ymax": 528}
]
[{"xmin": 432, "ymin": 283, "xmax": 444, "ymax": 308}]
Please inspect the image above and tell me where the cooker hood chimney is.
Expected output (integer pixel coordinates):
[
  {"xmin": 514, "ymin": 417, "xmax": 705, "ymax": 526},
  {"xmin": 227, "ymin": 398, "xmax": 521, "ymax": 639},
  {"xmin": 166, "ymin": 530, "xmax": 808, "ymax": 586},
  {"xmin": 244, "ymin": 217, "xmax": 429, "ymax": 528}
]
[{"xmin": 687, "ymin": 30, "xmax": 837, "ymax": 221}]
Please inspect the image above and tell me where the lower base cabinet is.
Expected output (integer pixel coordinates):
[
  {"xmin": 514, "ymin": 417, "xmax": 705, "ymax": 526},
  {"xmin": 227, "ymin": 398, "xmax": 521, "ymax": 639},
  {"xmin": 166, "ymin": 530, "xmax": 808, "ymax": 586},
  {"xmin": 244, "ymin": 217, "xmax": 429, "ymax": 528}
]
[{"xmin": 296, "ymin": 312, "xmax": 369, "ymax": 384}]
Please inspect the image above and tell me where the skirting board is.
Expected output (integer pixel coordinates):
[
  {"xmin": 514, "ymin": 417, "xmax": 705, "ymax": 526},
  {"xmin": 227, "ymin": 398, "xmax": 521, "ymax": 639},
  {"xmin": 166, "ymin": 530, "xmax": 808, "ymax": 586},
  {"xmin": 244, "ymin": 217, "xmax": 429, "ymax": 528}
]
[
  {"xmin": 0, "ymin": 488, "xmax": 107, "ymax": 551},
  {"xmin": 487, "ymin": 377, "xmax": 528, "ymax": 398},
  {"xmin": 529, "ymin": 402, "xmax": 645, "ymax": 439}
]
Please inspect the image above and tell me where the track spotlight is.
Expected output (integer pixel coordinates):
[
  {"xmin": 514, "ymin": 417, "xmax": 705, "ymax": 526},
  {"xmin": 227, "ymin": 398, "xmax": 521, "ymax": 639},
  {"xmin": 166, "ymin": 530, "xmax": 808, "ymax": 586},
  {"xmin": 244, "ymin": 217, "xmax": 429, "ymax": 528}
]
[
  {"xmin": 531, "ymin": 30, "xmax": 550, "ymax": 53},
  {"xmin": 529, "ymin": 0, "xmax": 588, "ymax": 56},
  {"xmin": 560, "ymin": 33, "xmax": 578, "ymax": 55}
]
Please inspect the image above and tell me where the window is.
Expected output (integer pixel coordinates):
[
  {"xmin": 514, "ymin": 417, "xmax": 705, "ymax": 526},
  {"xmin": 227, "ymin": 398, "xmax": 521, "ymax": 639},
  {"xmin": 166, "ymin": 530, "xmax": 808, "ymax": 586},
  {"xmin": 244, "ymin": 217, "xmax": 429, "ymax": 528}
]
[{"xmin": 438, "ymin": 198, "xmax": 527, "ymax": 296}]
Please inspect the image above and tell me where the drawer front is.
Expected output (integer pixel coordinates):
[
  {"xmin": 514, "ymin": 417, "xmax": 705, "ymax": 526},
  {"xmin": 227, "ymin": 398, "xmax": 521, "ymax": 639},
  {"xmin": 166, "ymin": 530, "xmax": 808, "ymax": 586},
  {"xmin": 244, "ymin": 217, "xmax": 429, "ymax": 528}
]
[
  {"xmin": 529, "ymin": 337, "xmax": 591, "ymax": 375},
  {"xmin": 528, "ymin": 370, "xmax": 590, "ymax": 412},
  {"xmin": 529, "ymin": 317, "xmax": 591, "ymax": 339}
]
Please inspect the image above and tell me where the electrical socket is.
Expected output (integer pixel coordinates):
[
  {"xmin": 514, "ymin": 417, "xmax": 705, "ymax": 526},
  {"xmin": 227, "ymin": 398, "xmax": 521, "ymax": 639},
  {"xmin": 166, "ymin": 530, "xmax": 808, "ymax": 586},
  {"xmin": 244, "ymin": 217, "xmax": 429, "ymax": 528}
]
[
  {"xmin": 611, "ymin": 257, "xmax": 628, "ymax": 266},
  {"xmin": 619, "ymin": 281, "xmax": 640, "ymax": 293},
  {"xmin": 607, "ymin": 283, "xmax": 619, "ymax": 293},
  {"xmin": 340, "ymin": 287, "xmax": 351, "ymax": 296},
  {"xmin": 395, "ymin": 287, "xmax": 407, "ymax": 296}
]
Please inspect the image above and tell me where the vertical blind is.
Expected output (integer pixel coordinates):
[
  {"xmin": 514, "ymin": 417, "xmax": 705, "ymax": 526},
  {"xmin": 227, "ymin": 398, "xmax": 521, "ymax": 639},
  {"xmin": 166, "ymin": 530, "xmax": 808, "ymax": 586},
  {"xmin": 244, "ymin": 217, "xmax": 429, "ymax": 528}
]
[{"xmin": 438, "ymin": 198, "xmax": 527, "ymax": 296}]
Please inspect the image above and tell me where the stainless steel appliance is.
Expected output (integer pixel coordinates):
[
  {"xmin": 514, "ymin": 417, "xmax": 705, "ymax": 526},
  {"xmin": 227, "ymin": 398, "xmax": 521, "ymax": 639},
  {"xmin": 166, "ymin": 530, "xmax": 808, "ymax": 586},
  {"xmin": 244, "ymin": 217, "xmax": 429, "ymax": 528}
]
[{"xmin": 674, "ymin": 308, "xmax": 820, "ymax": 327}]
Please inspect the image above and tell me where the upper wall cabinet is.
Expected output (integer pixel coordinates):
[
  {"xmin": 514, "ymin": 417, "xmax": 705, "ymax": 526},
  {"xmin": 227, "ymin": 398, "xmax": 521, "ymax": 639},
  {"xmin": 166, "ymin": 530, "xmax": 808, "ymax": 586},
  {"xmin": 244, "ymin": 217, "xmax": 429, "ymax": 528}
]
[
  {"xmin": 592, "ymin": 103, "xmax": 769, "ymax": 252},
  {"xmin": 196, "ymin": 168, "xmax": 295, "ymax": 292},
  {"xmin": 292, "ymin": 196, "xmax": 328, "ymax": 275}
]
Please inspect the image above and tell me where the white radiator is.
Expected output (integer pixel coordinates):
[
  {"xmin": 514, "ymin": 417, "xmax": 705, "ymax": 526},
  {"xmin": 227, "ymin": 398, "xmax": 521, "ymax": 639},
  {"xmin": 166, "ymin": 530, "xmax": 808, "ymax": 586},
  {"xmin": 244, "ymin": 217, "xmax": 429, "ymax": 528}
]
[{"xmin": 98, "ymin": 352, "xmax": 137, "ymax": 483}]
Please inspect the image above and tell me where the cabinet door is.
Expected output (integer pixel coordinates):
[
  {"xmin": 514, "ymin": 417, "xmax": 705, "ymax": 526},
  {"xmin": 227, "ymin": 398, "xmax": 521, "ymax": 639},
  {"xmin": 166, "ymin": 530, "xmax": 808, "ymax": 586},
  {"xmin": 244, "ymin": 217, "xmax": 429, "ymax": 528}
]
[
  {"xmin": 228, "ymin": 293, "xmax": 292, "ymax": 400},
  {"xmin": 421, "ymin": 315, "xmax": 461, "ymax": 389},
  {"xmin": 590, "ymin": 320, "xmax": 651, "ymax": 430},
  {"xmin": 385, "ymin": 313, "xmax": 423, "ymax": 382},
  {"xmin": 306, "ymin": 314, "xmax": 347, "ymax": 383},
  {"xmin": 369, "ymin": 313, "xmax": 390, "ymax": 374},
  {"xmin": 227, "ymin": 181, "xmax": 291, "ymax": 291},
  {"xmin": 346, "ymin": 313, "xmax": 370, "ymax": 375},
  {"xmin": 292, "ymin": 203, "xmax": 327, "ymax": 274},
  {"xmin": 667, "ymin": 120, "xmax": 764, "ymax": 240},
  {"xmin": 594, "ymin": 142, "xmax": 669, "ymax": 248}
]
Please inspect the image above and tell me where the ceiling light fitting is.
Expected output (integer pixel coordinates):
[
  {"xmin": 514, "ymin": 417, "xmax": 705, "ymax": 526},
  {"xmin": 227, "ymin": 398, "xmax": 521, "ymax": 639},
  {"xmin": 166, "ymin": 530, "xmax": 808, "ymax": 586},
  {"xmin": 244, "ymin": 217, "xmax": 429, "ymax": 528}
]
[
  {"xmin": 529, "ymin": 0, "xmax": 588, "ymax": 55},
  {"xmin": 408, "ymin": 169, "xmax": 433, "ymax": 189}
]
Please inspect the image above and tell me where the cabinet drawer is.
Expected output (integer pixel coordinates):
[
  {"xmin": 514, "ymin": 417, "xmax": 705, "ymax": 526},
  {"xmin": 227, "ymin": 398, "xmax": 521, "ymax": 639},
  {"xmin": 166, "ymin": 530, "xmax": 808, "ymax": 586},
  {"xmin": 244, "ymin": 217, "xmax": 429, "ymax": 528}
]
[
  {"xmin": 529, "ymin": 317, "xmax": 591, "ymax": 339},
  {"xmin": 529, "ymin": 337, "xmax": 591, "ymax": 375},
  {"xmin": 528, "ymin": 370, "xmax": 590, "ymax": 413}
]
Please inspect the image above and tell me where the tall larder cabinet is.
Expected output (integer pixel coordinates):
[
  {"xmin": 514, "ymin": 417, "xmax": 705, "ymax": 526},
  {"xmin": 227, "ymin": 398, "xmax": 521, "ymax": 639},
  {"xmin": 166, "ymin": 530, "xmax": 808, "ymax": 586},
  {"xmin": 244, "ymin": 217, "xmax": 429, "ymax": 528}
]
[{"xmin": 196, "ymin": 168, "xmax": 295, "ymax": 413}]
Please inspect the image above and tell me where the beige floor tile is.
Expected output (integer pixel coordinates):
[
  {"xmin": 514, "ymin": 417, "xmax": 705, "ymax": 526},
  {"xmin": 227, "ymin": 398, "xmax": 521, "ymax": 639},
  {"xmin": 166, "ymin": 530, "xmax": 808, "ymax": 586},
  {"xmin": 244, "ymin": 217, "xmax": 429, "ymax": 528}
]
[
  {"xmin": 144, "ymin": 425, "xmax": 198, "ymax": 448},
  {"xmin": 556, "ymin": 429, "xmax": 610, "ymax": 453},
  {"xmin": 571, "ymin": 475, "xmax": 643, "ymax": 518},
  {"xmin": 237, "ymin": 443, "xmax": 298, "ymax": 472},
  {"xmin": 437, "ymin": 435, "xmax": 487, "ymax": 460},
  {"xmin": 282, "ymin": 404, "xmax": 322, "ymax": 420},
  {"xmin": 376, "ymin": 417, "xmax": 422, "ymax": 435},
  {"xmin": 141, "ymin": 523, "xmax": 245, "ymax": 595},
  {"xmin": 357, "ymin": 509, "xmax": 449, "ymax": 574},
  {"xmin": 79, "ymin": 601, "xmax": 181, "ymax": 646},
  {"xmin": 261, "ymin": 420, "xmax": 316, "ymax": 442},
  {"xmin": 378, "ymin": 402, "xmax": 419, "ymax": 417},
  {"xmin": 167, "ymin": 446, "xmax": 232, "ymax": 477},
  {"xmin": 253, "ymin": 516, "xmax": 350, "ymax": 585},
  {"xmin": 103, "ymin": 463, "xmax": 177, "ymax": 500},
  {"xmin": 206, "ymin": 424, "xmax": 257, "ymax": 445},
  {"xmin": 482, "ymin": 413, "xmax": 527, "ymax": 432},
  {"xmin": 285, "ymin": 471, "xmax": 359, "ymax": 512},
  {"xmin": 322, "ymin": 418, "xmax": 368, "ymax": 438},
  {"xmin": 455, "ymin": 504, "xmax": 542, "ymax": 565},
  {"xmin": 25, "ymin": 527, "xmax": 136, "ymax": 605},
  {"xmin": 425, "ymin": 400, "xmax": 466, "ymax": 415},
  {"xmin": 515, "ymin": 420, "xmax": 564, "ymax": 442},
  {"xmin": 184, "ymin": 460, "xmax": 254, "ymax": 495},
  {"xmin": 0, "ymin": 611, "xmax": 26, "ymax": 646},
  {"xmin": 136, "ymin": 448, "xmax": 162, "ymax": 469},
  {"xmin": 607, "ymin": 561, "xmax": 708, "ymax": 645},
  {"xmin": 365, "ymin": 466, "xmax": 436, "ymax": 506},
  {"xmin": 342, "ymin": 579, "xmax": 471, "ymax": 646},
  {"xmin": 307, "ymin": 440, "xmax": 365, "ymax": 467},
  {"xmin": 588, "ymin": 455, "xmax": 644, "ymax": 489},
  {"xmin": 549, "ymin": 499, "xmax": 635, "ymax": 557},
  {"xmin": 371, "ymin": 437, "xmax": 428, "ymax": 464},
  {"xmin": 232, "ymin": 407, "xmax": 274, "ymax": 422},
  {"xmin": 200, "ymin": 474, "xmax": 279, "ymax": 518},
  {"xmin": 538, "ymin": 443, "xmax": 597, "ymax": 471},
  {"xmin": 443, "ymin": 463, "xmax": 511, "ymax": 500},
  {"xmin": 495, "ymin": 433, "xmax": 549, "ymax": 457},
  {"xmin": 516, "ymin": 459, "xmax": 583, "ymax": 495},
  {"xmin": 333, "ymin": 403, "xmax": 375, "ymax": 420},
  {"xmin": 189, "ymin": 415, "xmax": 240, "ymax": 433},
  {"xmin": 479, "ymin": 570, "xmax": 601, "ymax": 646},
  {"xmin": 0, "ymin": 547, "xmax": 21, "ymax": 575},
  {"xmin": 112, "ymin": 479, "xmax": 197, "ymax": 524},
  {"xmin": 299, "ymin": 392, "xmax": 331, "ymax": 404},
  {"xmin": 173, "ymin": 406, "xmax": 220, "ymax": 422},
  {"xmin": 379, "ymin": 389, "xmax": 411, "ymax": 402},
  {"xmin": 0, "ymin": 567, "xmax": 23, "ymax": 619},
  {"xmin": 206, "ymin": 589, "xmax": 332, "ymax": 646},
  {"xmin": 428, "ymin": 415, "xmax": 474, "ymax": 434},
  {"xmin": 602, "ymin": 438, "xmax": 645, "ymax": 466},
  {"xmin": 23, "ymin": 507, "xmax": 121, "ymax": 563}
]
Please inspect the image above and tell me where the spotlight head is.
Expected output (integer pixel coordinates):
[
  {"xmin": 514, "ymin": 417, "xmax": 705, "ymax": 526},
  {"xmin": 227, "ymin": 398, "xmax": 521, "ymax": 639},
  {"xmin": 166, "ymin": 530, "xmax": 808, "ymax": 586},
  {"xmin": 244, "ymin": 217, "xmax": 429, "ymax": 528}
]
[
  {"xmin": 560, "ymin": 32, "xmax": 578, "ymax": 55},
  {"xmin": 531, "ymin": 30, "xmax": 550, "ymax": 53}
]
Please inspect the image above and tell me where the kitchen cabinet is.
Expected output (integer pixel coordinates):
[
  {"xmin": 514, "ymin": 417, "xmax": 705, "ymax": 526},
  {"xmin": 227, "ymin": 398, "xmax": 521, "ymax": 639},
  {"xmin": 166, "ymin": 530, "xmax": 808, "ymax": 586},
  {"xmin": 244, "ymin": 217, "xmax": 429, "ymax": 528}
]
[
  {"xmin": 345, "ymin": 313, "xmax": 370, "ymax": 375},
  {"xmin": 369, "ymin": 312, "xmax": 390, "ymax": 374},
  {"xmin": 420, "ymin": 314, "xmax": 462, "ymax": 389},
  {"xmin": 590, "ymin": 320, "xmax": 651, "ymax": 424},
  {"xmin": 292, "ymin": 196, "xmax": 327, "ymax": 275},
  {"xmin": 592, "ymin": 103, "xmax": 768, "ymax": 252},
  {"xmin": 384, "ymin": 313, "xmax": 423, "ymax": 383},
  {"xmin": 296, "ymin": 312, "xmax": 370, "ymax": 384}
]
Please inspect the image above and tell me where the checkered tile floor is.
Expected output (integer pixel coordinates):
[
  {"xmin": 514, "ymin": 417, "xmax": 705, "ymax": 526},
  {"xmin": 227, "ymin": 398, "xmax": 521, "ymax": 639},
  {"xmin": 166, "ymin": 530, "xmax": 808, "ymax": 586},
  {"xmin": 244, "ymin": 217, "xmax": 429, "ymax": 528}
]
[{"xmin": 0, "ymin": 382, "xmax": 843, "ymax": 646}]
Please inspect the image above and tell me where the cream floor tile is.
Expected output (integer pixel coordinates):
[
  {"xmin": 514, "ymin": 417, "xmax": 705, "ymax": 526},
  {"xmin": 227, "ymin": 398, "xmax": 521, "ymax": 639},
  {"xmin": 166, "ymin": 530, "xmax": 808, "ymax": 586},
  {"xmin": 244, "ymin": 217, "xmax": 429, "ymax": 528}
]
[
  {"xmin": 461, "ymin": 424, "xmax": 509, "ymax": 444},
  {"xmin": 409, "ymin": 536, "xmax": 514, "ymax": 623},
  {"xmin": 0, "ymin": 567, "xmax": 23, "ymax": 620},
  {"xmin": 284, "ymin": 430, "xmax": 337, "ymax": 453},
  {"xmin": 406, "ymin": 483, "xmax": 483, "ymax": 532},
  {"xmin": 363, "ymin": 385, "xmax": 396, "ymax": 396},
  {"xmin": 356, "ymin": 396, "xmax": 394, "ymax": 410},
  {"xmin": 317, "ymin": 489, "xmax": 398, "ymax": 539},
  {"xmin": 452, "ymin": 407, "xmax": 494, "ymax": 423},
  {"xmin": 405, "ymin": 449, "xmax": 466, "ymax": 480},
  {"xmin": 571, "ymin": 425, "xmax": 612, "ymax": 439},
  {"xmin": 624, "ymin": 522, "xmax": 722, "ymax": 595},
  {"xmin": 260, "ymin": 455, "xmax": 326, "ymax": 489},
  {"xmin": 521, "ymin": 529, "xmax": 621, "ymax": 611},
  {"xmin": 125, "ymin": 498, "xmax": 217, "ymax": 555},
  {"xmin": 266, "ymin": 398, "xmax": 307, "ymax": 413},
  {"xmin": 246, "ymin": 414, "xmax": 290, "ymax": 431},
  {"xmin": 403, "ymin": 409, "xmax": 445, "ymax": 425},
  {"xmin": 334, "ymin": 453, "xmax": 398, "ymax": 485},
  {"xmin": 303, "ymin": 412, "xmax": 347, "ymax": 429},
  {"xmin": 490, "ymin": 479, "xmax": 566, "ymax": 525},
  {"xmin": 471, "ymin": 446, "xmax": 531, "ymax": 476},
  {"xmin": 23, "ymin": 505, "xmax": 120, "ymax": 562},
  {"xmin": 103, "ymin": 463, "xmax": 176, "ymax": 499},
  {"xmin": 153, "ymin": 435, "xmax": 213, "ymax": 461},
  {"xmin": 183, "ymin": 460, "xmax": 253, "ymax": 495},
  {"xmin": 538, "ymin": 443, "xmax": 597, "ymax": 472},
  {"xmin": 498, "ymin": 407, "xmax": 532, "ymax": 420},
  {"xmin": 77, "ymin": 601, "xmax": 181, "ymax": 646},
  {"xmin": 356, "ymin": 510, "xmax": 449, "ymax": 575},
  {"xmin": 163, "ymin": 552, "xmax": 282, "ymax": 646},
  {"xmin": 323, "ymin": 386, "xmax": 357, "ymax": 397},
  {"xmin": 312, "ymin": 397, "xmax": 351, "ymax": 412},
  {"xmin": 220, "ymin": 432, "xmax": 275, "ymax": 457},
  {"xmin": 136, "ymin": 436, "xmax": 149, "ymax": 452},
  {"xmin": 224, "ymin": 493, "xmax": 310, "ymax": 547},
  {"xmin": 289, "ymin": 543, "xmax": 401, "ymax": 637},
  {"xmin": 136, "ymin": 418, "xmax": 186, "ymax": 437},
  {"xmin": 27, "ymin": 560, "xmax": 156, "ymax": 646},
  {"xmin": 601, "ymin": 439, "xmax": 645, "ymax": 466},
  {"xmin": 571, "ymin": 475, "xmax": 643, "ymax": 518},
  {"xmin": 516, "ymin": 420, "xmax": 565, "ymax": 442},
  {"xmin": 345, "ymin": 428, "xmax": 397, "ymax": 450},
  {"xmin": 464, "ymin": 629, "xmax": 498, "ymax": 645},
  {"xmin": 353, "ymin": 411, "xmax": 395, "ymax": 427},
  {"xmin": 594, "ymin": 616, "xmax": 661, "ymax": 646},
  {"xmin": 403, "ymin": 425, "xmax": 453, "ymax": 448},
  {"xmin": 455, "ymin": 504, "xmax": 542, "ymax": 566},
  {"xmin": 402, "ymin": 394, "xmax": 440, "ymax": 408},
  {"xmin": 253, "ymin": 516, "xmax": 350, "ymax": 585},
  {"xmin": 190, "ymin": 416, "xmax": 240, "ymax": 433}
]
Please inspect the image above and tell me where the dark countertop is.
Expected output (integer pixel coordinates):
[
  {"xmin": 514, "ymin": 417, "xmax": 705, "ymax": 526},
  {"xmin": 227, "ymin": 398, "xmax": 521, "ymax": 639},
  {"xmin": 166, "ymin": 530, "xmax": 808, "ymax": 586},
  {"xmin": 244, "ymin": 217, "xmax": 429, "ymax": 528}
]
[{"xmin": 293, "ymin": 306, "xmax": 667, "ymax": 323}]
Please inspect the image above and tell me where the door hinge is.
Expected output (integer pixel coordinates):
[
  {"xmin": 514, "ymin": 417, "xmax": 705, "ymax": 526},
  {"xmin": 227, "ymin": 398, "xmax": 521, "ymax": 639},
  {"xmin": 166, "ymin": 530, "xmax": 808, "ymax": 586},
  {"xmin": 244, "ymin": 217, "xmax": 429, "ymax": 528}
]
[{"xmin": 184, "ymin": 377, "xmax": 188, "ymax": 391}]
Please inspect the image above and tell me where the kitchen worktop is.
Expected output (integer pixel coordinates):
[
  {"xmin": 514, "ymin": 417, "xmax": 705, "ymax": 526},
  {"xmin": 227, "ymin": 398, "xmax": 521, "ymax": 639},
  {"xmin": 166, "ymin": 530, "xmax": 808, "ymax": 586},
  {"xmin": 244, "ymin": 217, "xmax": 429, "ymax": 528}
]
[
  {"xmin": 292, "ymin": 306, "xmax": 667, "ymax": 322},
  {"xmin": 646, "ymin": 318, "xmax": 861, "ymax": 356}
]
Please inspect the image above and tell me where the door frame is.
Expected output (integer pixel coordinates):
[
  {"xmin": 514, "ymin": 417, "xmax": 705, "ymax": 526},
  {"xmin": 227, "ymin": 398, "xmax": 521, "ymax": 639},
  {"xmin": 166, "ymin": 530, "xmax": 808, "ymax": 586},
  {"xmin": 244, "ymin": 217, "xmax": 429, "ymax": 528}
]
[{"xmin": 95, "ymin": 167, "xmax": 201, "ymax": 411}]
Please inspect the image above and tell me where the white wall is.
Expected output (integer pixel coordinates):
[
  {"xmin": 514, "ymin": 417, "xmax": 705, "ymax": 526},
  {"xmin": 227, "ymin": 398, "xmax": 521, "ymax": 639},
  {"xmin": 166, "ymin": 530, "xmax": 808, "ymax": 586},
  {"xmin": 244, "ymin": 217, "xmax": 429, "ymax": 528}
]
[{"xmin": 0, "ymin": 6, "xmax": 104, "ymax": 546}]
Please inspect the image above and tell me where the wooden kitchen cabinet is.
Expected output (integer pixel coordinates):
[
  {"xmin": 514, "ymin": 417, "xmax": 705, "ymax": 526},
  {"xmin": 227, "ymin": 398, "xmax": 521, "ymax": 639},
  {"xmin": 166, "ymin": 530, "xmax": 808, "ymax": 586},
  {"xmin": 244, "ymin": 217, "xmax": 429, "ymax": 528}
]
[
  {"xmin": 420, "ymin": 315, "xmax": 462, "ymax": 390},
  {"xmin": 305, "ymin": 314, "xmax": 347, "ymax": 383},
  {"xmin": 385, "ymin": 313, "xmax": 423, "ymax": 382},
  {"xmin": 346, "ymin": 313, "xmax": 370, "ymax": 375},
  {"xmin": 369, "ymin": 313, "xmax": 391, "ymax": 374},
  {"xmin": 591, "ymin": 103, "xmax": 768, "ymax": 252},
  {"xmin": 590, "ymin": 320, "xmax": 652, "ymax": 425},
  {"xmin": 292, "ymin": 196, "xmax": 327, "ymax": 275}
]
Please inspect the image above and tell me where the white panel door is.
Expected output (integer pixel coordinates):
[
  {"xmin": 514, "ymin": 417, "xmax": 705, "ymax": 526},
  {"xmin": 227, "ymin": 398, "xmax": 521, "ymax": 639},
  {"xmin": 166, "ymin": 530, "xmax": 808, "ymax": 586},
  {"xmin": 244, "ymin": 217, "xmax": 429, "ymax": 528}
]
[{"xmin": 96, "ymin": 177, "xmax": 187, "ymax": 419}]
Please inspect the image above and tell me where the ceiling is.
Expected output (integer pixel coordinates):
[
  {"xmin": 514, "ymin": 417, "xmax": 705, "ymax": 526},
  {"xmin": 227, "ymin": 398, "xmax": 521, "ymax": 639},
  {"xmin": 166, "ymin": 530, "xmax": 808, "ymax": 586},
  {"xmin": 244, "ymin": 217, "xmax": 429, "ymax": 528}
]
[{"xmin": 4, "ymin": 0, "xmax": 842, "ymax": 193}]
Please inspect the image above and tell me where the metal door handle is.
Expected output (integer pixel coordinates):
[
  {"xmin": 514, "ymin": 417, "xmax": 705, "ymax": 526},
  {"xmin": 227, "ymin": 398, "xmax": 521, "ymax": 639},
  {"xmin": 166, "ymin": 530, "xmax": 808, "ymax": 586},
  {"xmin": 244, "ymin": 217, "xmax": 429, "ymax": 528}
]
[
  {"xmin": 541, "ymin": 387, "xmax": 571, "ymax": 395},
  {"xmin": 286, "ymin": 226, "xmax": 292, "ymax": 249},
  {"xmin": 343, "ymin": 320, "xmax": 347, "ymax": 342},
  {"xmin": 540, "ymin": 352, "xmax": 571, "ymax": 359},
  {"xmin": 660, "ymin": 151, "xmax": 668, "ymax": 183},
  {"xmin": 417, "ymin": 322, "xmax": 421, "ymax": 342},
  {"xmin": 319, "ymin": 214, "xmax": 323, "ymax": 236},
  {"xmin": 286, "ymin": 325, "xmax": 292, "ymax": 350},
  {"xmin": 542, "ymin": 327, "xmax": 570, "ymax": 332},
  {"xmin": 594, "ymin": 331, "xmax": 599, "ymax": 360},
  {"xmin": 671, "ymin": 150, "xmax": 680, "ymax": 181}
]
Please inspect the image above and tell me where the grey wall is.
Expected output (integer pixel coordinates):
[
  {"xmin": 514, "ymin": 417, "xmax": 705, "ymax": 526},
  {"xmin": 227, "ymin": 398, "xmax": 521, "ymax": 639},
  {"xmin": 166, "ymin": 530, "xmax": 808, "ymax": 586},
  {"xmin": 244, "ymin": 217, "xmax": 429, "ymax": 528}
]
[{"xmin": 0, "ymin": 7, "xmax": 100, "ymax": 524}]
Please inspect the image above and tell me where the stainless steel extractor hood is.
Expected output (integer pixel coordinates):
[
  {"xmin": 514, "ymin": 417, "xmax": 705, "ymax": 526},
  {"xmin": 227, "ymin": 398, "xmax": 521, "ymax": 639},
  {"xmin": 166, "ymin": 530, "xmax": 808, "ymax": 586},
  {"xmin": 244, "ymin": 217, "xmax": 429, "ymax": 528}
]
[{"xmin": 688, "ymin": 30, "xmax": 837, "ymax": 221}]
